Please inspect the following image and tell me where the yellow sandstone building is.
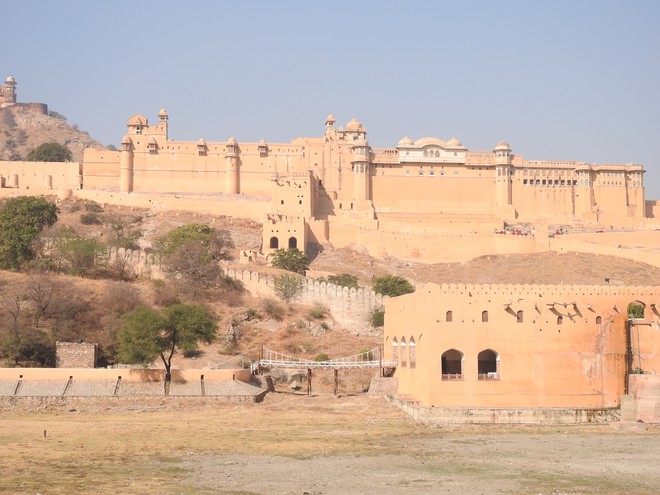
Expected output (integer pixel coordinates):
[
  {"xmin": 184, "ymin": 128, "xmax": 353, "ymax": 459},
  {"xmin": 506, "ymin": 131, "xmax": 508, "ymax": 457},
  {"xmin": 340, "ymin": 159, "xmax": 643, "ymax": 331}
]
[{"xmin": 73, "ymin": 110, "xmax": 655, "ymax": 262}]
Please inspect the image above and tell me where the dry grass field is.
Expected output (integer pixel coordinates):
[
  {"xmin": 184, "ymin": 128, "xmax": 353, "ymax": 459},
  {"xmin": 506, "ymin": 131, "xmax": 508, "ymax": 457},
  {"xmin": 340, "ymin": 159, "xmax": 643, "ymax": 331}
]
[{"xmin": 1, "ymin": 393, "xmax": 659, "ymax": 495}]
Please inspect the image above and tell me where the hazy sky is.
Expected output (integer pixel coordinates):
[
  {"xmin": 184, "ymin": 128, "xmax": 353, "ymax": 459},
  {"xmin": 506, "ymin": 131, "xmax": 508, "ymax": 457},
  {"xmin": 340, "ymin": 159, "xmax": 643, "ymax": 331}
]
[{"xmin": 5, "ymin": 0, "xmax": 660, "ymax": 198}]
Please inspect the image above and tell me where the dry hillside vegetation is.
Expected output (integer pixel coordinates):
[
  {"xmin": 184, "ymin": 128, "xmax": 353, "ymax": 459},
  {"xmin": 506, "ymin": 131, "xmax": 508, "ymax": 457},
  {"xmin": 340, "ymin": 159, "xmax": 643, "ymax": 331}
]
[{"xmin": 0, "ymin": 107, "xmax": 106, "ymax": 161}]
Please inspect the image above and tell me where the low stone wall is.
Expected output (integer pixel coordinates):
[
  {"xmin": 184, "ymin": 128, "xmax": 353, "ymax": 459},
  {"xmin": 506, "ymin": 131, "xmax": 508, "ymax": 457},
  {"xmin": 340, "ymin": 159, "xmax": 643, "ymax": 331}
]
[
  {"xmin": 0, "ymin": 367, "xmax": 252, "ymax": 383},
  {"xmin": 56, "ymin": 341, "xmax": 97, "ymax": 368},
  {"xmin": 0, "ymin": 393, "xmax": 267, "ymax": 412},
  {"xmin": 389, "ymin": 397, "xmax": 621, "ymax": 425}
]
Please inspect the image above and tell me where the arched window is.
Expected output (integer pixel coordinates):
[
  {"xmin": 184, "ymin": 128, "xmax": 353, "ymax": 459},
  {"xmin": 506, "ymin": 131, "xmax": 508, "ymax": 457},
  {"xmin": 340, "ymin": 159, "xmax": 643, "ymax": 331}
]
[
  {"xmin": 477, "ymin": 349, "xmax": 500, "ymax": 380},
  {"xmin": 596, "ymin": 316, "xmax": 602, "ymax": 324},
  {"xmin": 400, "ymin": 338, "xmax": 407, "ymax": 368},
  {"xmin": 434, "ymin": 150, "xmax": 440, "ymax": 157},
  {"xmin": 482, "ymin": 310, "xmax": 488, "ymax": 323},
  {"xmin": 392, "ymin": 338, "xmax": 398, "ymax": 365},
  {"xmin": 446, "ymin": 310, "xmax": 453, "ymax": 322},
  {"xmin": 516, "ymin": 310, "xmax": 523, "ymax": 323},
  {"xmin": 409, "ymin": 337, "xmax": 416, "ymax": 369},
  {"xmin": 441, "ymin": 349, "xmax": 463, "ymax": 380},
  {"xmin": 557, "ymin": 316, "xmax": 563, "ymax": 325},
  {"xmin": 288, "ymin": 237, "xmax": 297, "ymax": 249},
  {"xmin": 269, "ymin": 236, "xmax": 279, "ymax": 249}
]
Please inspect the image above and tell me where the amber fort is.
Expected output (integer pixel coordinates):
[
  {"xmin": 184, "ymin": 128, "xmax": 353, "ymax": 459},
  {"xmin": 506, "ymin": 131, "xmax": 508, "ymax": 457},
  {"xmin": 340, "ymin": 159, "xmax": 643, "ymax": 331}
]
[{"xmin": 0, "ymin": 75, "xmax": 659, "ymax": 423}]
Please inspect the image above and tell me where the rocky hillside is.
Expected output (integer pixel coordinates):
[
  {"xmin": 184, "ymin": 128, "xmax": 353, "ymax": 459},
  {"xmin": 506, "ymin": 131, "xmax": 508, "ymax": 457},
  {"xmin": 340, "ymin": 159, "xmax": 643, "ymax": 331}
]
[{"xmin": 0, "ymin": 106, "xmax": 107, "ymax": 162}]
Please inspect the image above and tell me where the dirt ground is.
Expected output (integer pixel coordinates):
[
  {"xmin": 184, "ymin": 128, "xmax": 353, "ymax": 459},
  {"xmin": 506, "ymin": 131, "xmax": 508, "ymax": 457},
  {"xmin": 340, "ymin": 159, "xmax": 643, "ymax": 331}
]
[{"xmin": 1, "ymin": 393, "xmax": 658, "ymax": 495}]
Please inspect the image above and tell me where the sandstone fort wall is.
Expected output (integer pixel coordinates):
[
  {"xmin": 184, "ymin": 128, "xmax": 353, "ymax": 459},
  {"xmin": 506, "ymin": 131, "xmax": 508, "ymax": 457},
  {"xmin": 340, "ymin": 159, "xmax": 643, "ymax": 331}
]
[{"xmin": 385, "ymin": 282, "xmax": 660, "ymax": 409}]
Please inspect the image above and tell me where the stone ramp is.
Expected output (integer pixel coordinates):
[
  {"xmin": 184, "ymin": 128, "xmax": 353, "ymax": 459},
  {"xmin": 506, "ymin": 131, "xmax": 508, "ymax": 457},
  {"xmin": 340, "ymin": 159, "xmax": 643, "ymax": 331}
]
[
  {"xmin": 0, "ymin": 381, "xmax": 19, "ymax": 397},
  {"xmin": 204, "ymin": 380, "xmax": 263, "ymax": 396},
  {"xmin": 169, "ymin": 381, "xmax": 202, "ymax": 396},
  {"xmin": 15, "ymin": 380, "xmax": 68, "ymax": 397},
  {"xmin": 0, "ymin": 378, "xmax": 265, "ymax": 399},
  {"xmin": 65, "ymin": 380, "xmax": 117, "ymax": 397},
  {"xmin": 117, "ymin": 381, "xmax": 166, "ymax": 396}
]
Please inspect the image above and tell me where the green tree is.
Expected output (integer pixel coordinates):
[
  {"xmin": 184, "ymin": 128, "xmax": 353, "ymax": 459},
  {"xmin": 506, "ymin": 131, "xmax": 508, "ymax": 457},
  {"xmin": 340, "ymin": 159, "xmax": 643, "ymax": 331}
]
[
  {"xmin": 274, "ymin": 273, "xmax": 304, "ymax": 303},
  {"xmin": 326, "ymin": 273, "xmax": 359, "ymax": 289},
  {"xmin": 48, "ymin": 110, "xmax": 67, "ymax": 121},
  {"xmin": 0, "ymin": 196, "xmax": 58, "ymax": 270},
  {"xmin": 627, "ymin": 302, "xmax": 644, "ymax": 319},
  {"xmin": 154, "ymin": 224, "xmax": 234, "ymax": 297},
  {"xmin": 372, "ymin": 275, "xmax": 415, "ymax": 298},
  {"xmin": 26, "ymin": 142, "xmax": 73, "ymax": 162},
  {"xmin": 370, "ymin": 307, "xmax": 385, "ymax": 327},
  {"xmin": 269, "ymin": 248, "xmax": 309, "ymax": 275},
  {"xmin": 117, "ymin": 304, "xmax": 217, "ymax": 382},
  {"xmin": 51, "ymin": 227, "xmax": 106, "ymax": 277}
]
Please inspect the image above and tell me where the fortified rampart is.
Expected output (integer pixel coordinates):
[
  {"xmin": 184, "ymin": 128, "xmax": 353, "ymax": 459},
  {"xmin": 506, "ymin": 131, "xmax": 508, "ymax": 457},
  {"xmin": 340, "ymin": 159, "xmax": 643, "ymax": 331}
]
[
  {"xmin": 224, "ymin": 268, "xmax": 385, "ymax": 332},
  {"xmin": 91, "ymin": 248, "xmax": 383, "ymax": 331}
]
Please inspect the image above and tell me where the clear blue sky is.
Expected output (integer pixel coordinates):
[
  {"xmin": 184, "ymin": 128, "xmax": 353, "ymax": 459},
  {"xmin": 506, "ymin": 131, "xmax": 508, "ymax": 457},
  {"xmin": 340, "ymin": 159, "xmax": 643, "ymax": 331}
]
[{"xmin": 5, "ymin": 0, "xmax": 660, "ymax": 198}]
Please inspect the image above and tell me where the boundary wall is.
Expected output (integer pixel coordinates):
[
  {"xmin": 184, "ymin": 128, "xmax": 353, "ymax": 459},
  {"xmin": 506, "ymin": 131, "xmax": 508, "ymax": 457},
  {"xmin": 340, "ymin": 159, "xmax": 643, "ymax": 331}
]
[
  {"xmin": 0, "ymin": 367, "xmax": 251, "ymax": 383},
  {"xmin": 224, "ymin": 268, "xmax": 385, "ymax": 332}
]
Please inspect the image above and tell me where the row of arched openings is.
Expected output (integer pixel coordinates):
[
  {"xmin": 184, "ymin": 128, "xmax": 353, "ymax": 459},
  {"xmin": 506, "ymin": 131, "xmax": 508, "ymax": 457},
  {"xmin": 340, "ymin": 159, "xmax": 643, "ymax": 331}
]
[
  {"xmin": 391, "ymin": 337, "xmax": 416, "ymax": 369},
  {"xmin": 441, "ymin": 349, "xmax": 500, "ymax": 381},
  {"xmin": 269, "ymin": 236, "xmax": 298, "ymax": 249}
]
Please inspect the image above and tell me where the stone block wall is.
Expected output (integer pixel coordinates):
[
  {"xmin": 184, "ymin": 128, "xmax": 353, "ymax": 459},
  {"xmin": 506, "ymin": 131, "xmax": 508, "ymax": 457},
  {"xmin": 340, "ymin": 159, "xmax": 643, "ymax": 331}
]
[{"xmin": 56, "ymin": 342, "xmax": 97, "ymax": 368}]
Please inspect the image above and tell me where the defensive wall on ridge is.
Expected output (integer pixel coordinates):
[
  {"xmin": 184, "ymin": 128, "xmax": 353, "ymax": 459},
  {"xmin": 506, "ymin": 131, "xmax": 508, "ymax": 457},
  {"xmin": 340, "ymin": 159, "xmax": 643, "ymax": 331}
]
[{"xmin": 223, "ymin": 268, "xmax": 385, "ymax": 332}]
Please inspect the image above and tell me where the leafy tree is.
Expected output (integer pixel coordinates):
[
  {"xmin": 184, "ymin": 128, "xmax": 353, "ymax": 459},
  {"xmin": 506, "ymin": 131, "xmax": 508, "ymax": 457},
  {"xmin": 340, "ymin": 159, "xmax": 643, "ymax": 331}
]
[
  {"xmin": 104, "ymin": 213, "xmax": 142, "ymax": 250},
  {"xmin": 154, "ymin": 223, "xmax": 232, "ymax": 259},
  {"xmin": 0, "ymin": 196, "xmax": 58, "ymax": 270},
  {"xmin": 274, "ymin": 273, "xmax": 304, "ymax": 303},
  {"xmin": 51, "ymin": 227, "xmax": 106, "ymax": 277},
  {"xmin": 372, "ymin": 275, "xmax": 415, "ymax": 298},
  {"xmin": 117, "ymin": 304, "xmax": 217, "ymax": 381},
  {"xmin": 628, "ymin": 302, "xmax": 644, "ymax": 319},
  {"xmin": 154, "ymin": 223, "xmax": 234, "ymax": 297},
  {"xmin": 370, "ymin": 307, "xmax": 385, "ymax": 327},
  {"xmin": 48, "ymin": 110, "xmax": 67, "ymax": 121},
  {"xmin": 326, "ymin": 273, "xmax": 359, "ymax": 289},
  {"xmin": 26, "ymin": 142, "xmax": 73, "ymax": 162},
  {"xmin": 269, "ymin": 248, "xmax": 309, "ymax": 275}
]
